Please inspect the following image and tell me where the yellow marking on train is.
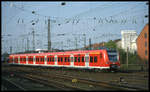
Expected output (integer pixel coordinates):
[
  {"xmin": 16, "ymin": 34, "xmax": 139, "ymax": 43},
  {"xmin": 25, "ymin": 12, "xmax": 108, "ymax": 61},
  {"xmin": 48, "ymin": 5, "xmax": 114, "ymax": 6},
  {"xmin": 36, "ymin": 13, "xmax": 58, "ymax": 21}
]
[{"xmin": 89, "ymin": 52, "xmax": 99, "ymax": 54}]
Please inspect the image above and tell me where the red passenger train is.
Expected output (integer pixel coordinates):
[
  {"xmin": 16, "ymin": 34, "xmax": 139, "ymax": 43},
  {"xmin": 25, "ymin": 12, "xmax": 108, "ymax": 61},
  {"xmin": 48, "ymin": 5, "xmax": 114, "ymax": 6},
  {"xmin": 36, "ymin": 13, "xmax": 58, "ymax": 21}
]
[{"xmin": 9, "ymin": 49, "xmax": 120, "ymax": 70}]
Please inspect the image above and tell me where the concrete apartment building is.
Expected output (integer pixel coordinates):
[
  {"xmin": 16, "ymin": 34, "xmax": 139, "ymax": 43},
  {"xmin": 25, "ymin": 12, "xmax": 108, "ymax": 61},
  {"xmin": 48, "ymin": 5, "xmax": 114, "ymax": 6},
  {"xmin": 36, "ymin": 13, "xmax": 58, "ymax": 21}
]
[
  {"xmin": 121, "ymin": 30, "xmax": 138, "ymax": 53},
  {"xmin": 136, "ymin": 24, "xmax": 149, "ymax": 61}
]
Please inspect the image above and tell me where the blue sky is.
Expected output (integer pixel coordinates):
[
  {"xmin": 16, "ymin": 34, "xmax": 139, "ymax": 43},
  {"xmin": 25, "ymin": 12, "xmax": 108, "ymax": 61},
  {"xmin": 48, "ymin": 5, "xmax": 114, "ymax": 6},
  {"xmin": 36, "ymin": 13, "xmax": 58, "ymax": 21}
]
[{"xmin": 2, "ymin": 1, "xmax": 149, "ymax": 53}]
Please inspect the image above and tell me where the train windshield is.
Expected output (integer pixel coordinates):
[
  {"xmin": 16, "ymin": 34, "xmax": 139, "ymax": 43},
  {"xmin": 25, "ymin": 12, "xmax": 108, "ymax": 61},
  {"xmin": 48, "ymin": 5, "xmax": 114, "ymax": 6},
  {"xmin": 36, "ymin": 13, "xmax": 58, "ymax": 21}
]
[{"xmin": 107, "ymin": 50, "xmax": 118, "ymax": 62}]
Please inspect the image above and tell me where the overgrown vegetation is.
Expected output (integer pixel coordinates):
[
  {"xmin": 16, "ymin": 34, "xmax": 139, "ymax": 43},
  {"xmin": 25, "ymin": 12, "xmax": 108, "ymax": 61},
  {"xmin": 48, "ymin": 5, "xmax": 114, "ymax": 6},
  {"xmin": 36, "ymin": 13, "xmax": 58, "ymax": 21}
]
[
  {"xmin": 105, "ymin": 40, "xmax": 146, "ymax": 65},
  {"xmin": 104, "ymin": 40, "xmax": 117, "ymax": 49}
]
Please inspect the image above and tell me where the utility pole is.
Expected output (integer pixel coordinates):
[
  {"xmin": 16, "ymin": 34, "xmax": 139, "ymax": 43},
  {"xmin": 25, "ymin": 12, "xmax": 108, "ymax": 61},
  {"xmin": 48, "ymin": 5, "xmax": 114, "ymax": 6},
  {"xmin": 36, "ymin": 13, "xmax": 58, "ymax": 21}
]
[
  {"xmin": 10, "ymin": 46, "xmax": 12, "ymax": 54},
  {"xmin": 83, "ymin": 34, "xmax": 86, "ymax": 49},
  {"xmin": 75, "ymin": 37, "xmax": 77, "ymax": 50},
  {"xmin": 27, "ymin": 37, "xmax": 29, "ymax": 51},
  {"xmin": 89, "ymin": 38, "xmax": 92, "ymax": 50},
  {"xmin": 32, "ymin": 29, "xmax": 35, "ymax": 51},
  {"xmin": 126, "ymin": 47, "xmax": 129, "ymax": 70},
  {"xmin": 61, "ymin": 41, "xmax": 63, "ymax": 50},
  {"xmin": 22, "ymin": 38, "xmax": 24, "ymax": 52},
  {"xmin": 48, "ymin": 18, "xmax": 51, "ymax": 51}
]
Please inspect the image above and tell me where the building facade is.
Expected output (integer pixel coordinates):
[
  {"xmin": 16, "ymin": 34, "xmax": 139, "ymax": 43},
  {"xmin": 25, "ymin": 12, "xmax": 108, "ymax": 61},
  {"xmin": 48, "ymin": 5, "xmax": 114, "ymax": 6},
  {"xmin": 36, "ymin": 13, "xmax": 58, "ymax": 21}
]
[
  {"xmin": 121, "ymin": 30, "xmax": 138, "ymax": 53},
  {"xmin": 136, "ymin": 24, "xmax": 149, "ymax": 61}
]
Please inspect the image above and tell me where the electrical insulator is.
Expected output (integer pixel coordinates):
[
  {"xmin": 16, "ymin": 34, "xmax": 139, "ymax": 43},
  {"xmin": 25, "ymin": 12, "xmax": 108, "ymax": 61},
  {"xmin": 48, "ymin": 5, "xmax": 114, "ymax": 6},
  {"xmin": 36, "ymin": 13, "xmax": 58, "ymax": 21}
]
[{"xmin": 61, "ymin": 2, "xmax": 66, "ymax": 6}]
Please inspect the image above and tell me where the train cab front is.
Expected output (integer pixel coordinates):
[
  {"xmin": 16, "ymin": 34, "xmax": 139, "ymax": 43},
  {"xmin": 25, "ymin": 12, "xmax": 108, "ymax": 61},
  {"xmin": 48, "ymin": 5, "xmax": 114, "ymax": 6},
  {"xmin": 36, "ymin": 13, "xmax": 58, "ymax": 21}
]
[{"xmin": 106, "ymin": 49, "xmax": 120, "ymax": 71}]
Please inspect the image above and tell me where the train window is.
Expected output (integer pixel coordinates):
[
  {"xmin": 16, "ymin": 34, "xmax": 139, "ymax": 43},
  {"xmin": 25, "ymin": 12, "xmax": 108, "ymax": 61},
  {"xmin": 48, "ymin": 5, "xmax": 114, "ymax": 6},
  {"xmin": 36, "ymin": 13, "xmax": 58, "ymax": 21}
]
[
  {"xmin": 68, "ymin": 57, "xmax": 70, "ymax": 62},
  {"xmin": 65, "ymin": 57, "xmax": 67, "ymax": 62},
  {"xmin": 42, "ymin": 57, "xmax": 44, "ymax": 62},
  {"xmin": 78, "ymin": 57, "xmax": 80, "ymax": 62},
  {"xmin": 58, "ymin": 57, "xmax": 60, "ymax": 62},
  {"xmin": 47, "ymin": 58, "xmax": 48, "ymax": 62},
  {"xmin": 90, "ymin": 56, "xmax": 93, "ymax": 63},
  {"xmin": 82, "ymin": 57, "xmax": 84, "ymax": 62},
  {"xmin": 41, "ymin": 58, "xmax": 42, "ymax": 62},
  {"xmin": 75, "ymin": 57, "xmax": 77, "ymax": 62},
  {"xmin": 94, "ymin": 56, "xmax": 97, "ymax": 63},
  {"xmin": 61, "ymin": 57, "xmax": 63, "ymax": 62},
  {"xmin": 52, "ymin": 57, "xmax": 54, "ymax": 62},
  {"xmin": 48, "ymin": 57, "xmax": 50, "ymax": 62}
]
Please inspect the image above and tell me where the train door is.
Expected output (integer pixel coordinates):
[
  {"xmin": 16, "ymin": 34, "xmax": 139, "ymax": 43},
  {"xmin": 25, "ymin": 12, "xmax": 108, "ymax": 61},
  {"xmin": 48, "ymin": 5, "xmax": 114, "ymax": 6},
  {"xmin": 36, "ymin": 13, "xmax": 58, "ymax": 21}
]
[
  {"xmin": 74, "ymin": 54, "xmax": 85, "ymax": 67},
  {"xmin": 23, "ymin": 56, "xmax": 26, "ymax": 64},
  {"xmin": 63, "ymin": 55, "xmax": 70, "ymax": 66},
  {"xmin": 74, "ymin": 54, "xmax": 78, "ymax": 66},
  {"xmin": 9, "ymin": 56, "xmax": 13, "ymax": 64},
  {"xmin": 20, "ymin": 56, "xmax": 26, "ymax": 64},
  {"xmin": 47, "ymin": 55, "xmax": 55, "ymax": 65},
  {"xmin": 39, "ymin": 56, "xmax": 45, "ymax": 64},
  {"xmin": 99, "ymin": 52, "xmax": 104, "ymax": 67},
  {"xmin": 89, "ymin": 54, "xmax": 99, "ymax": 67},
  {"xmin": 20, "ymin": 56, "xmax": 23, "ymax": 64},
  {"xmin": 35, "ymin": 56, "xmax": 40, "ymax": 64},
  {"xmin": 28, "ymin": 56, "xmax": 34, "ymax": 64},
  {"xmin": 79, "ymin": 54, "xmax": 85, "ymax": 66},
  {"xmin": 57, "ymin": 55, "xmax": 63, "ymax": 66},
  {"xmin": 14, "ymin": 56, "xmax": 18, "ymax": 64}
]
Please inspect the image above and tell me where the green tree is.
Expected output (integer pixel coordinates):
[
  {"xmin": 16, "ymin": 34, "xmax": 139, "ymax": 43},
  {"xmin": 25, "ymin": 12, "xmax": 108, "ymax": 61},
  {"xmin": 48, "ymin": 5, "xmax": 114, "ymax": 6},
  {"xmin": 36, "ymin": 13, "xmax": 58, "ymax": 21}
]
[{"xmin": 104, "ymin": 40, "xmax": 117, "ymax": 49}]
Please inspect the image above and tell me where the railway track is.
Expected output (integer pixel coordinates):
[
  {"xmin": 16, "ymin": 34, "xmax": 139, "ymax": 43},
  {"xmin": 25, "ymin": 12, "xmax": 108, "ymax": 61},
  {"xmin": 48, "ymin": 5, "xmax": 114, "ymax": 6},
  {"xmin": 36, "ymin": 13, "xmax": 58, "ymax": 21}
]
[
  {"xmin": 3, "ymin": 69, "xmax": 147, "ymax": 91},
  {"xmin": 35, "ymin": 72, "xmax": 147, "ymax": 91},
  {"xmin": 2, "ymin": 71, "xmax": 84, "ymax": 91},
  {"xmin": 2, "ymin": 65, "xmax": 148, "ymax": 91},
  {"xmin": 2, "ymin": 77, "xmax": 26, "ymax": 91}
]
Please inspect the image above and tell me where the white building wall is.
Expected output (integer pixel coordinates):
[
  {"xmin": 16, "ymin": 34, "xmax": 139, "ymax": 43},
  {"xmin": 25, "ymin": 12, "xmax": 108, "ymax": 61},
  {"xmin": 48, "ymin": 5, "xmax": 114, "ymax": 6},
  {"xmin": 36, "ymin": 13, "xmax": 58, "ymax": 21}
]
[{"xmin": 121, "ymin": 30, "xmax": 138, "ymax": 53}]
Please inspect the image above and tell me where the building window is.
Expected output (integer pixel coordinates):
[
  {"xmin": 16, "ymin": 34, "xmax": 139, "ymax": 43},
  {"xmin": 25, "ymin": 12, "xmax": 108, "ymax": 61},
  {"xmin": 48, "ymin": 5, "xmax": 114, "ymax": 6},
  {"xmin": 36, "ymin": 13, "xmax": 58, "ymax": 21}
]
[
  {"xmin": 145, "ymin": 50, "xmax": 147, "ymax": 56},
  {"xmin": 144, "ymin": 33, "xmax": 147, "ymax": 38},
  {"xmin": 145, "ymin": 41, "xmax": 147, "ymax": 47}
]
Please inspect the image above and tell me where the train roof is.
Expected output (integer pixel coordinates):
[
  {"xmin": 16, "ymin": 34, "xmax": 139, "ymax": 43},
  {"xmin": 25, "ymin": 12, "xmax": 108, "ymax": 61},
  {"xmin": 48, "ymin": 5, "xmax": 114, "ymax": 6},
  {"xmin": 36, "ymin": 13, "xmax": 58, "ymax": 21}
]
[
  {"xmin": 9, "ymin": 47, "xmax": 117, "ymax": 57},
  {"xmin": 9, "ymin": 49, "xmax": 108, "ymax": 56}
]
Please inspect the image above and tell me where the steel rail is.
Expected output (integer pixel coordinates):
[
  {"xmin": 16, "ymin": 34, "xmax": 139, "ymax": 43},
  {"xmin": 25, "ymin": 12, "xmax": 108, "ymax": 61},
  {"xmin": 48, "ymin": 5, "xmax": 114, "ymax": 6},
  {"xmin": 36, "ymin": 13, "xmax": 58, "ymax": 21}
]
[
  {"xmin": 2, "ymin": 65, "xmax": 148, "ymax": 91},
  {"xmin": 2, "ymin": 77, "xmax": 26, "ymax": 91}
]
